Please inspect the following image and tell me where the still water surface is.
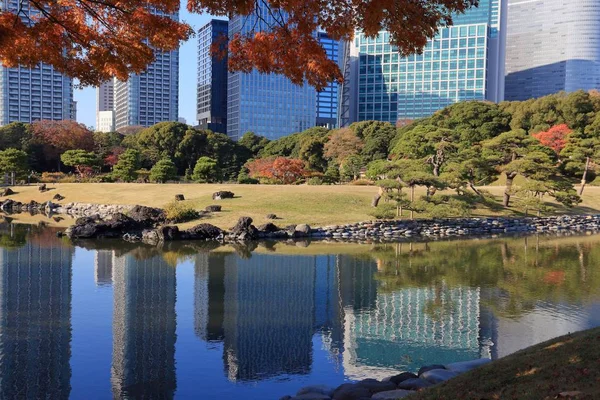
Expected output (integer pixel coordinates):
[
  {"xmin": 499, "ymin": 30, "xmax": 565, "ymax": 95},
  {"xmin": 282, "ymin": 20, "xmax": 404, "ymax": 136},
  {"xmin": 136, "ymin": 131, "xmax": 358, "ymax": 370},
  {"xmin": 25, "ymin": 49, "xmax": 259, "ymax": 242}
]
[{"xmin": 2, "ymin": 225, "xmax": 600, "ymax": 399}]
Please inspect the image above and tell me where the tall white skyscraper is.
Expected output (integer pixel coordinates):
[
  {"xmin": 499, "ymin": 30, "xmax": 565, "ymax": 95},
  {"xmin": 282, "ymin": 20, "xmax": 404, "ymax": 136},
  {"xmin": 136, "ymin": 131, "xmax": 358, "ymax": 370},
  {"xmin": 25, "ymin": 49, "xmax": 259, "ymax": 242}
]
[
  {"xmin": 113, "ymin": 12, "xmax": 179, "ymax": 131},
  {"xmin": 96, "ymin": 80, "xmax": 115, "ymax": 132},
  {"xmin": 505, "ymin": 0, "xmax": 600, "ymax": 101},
  {"xmin": 0, "ymin": 0, "xmax": 74, "ymax": 126}
]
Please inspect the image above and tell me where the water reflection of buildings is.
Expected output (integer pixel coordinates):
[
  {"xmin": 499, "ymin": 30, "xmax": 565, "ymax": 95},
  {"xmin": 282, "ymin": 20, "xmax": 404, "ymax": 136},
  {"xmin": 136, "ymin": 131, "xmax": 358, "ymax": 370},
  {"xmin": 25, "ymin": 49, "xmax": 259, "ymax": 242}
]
[
  {"xmin": 111, "ymin": 254, "xmax": 177, "ymax": 399},
  {"xmin": 0, "ymin": 242, "xmax": 73, "ymax": 399},
  {"xmin": 94, "ymin": 250, "xmax": 113, "ymax": 286},
  {"xmin": 193, "ymin": 253, "xmax": 495, "ymax": 382}
]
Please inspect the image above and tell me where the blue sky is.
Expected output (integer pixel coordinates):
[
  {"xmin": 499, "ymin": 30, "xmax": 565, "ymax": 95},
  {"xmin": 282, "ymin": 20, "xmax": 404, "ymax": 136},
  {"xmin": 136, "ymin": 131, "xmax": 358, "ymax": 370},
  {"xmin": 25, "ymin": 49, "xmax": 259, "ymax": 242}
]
[{"xmin": 74, "ymin": 8, "xmax": 221, "ymax": 129}]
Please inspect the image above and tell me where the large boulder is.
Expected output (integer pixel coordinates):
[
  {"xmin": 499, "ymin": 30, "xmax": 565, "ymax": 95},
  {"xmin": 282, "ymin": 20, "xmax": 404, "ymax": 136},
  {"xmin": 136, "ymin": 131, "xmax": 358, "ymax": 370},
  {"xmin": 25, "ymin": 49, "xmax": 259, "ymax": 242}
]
[
  {"xmin": 66, "ymin": 213, "xmax": 138, "ymax": 239},
  {"xmin": 229, "ymin": 217, "xmax": 259, "ymax": 241},
  {"xmin": 212, "ymin": 191, "xmax": 234, "ymax": 200},
  {"xmin": 356, "ymin": 379, "xmax": 396, "ymax": 394},
  {"xmin": 128, "ymin": 205, "xmax": 166, "ymax": 227},
  {"xmin": 444, "ymin": 358, "xmax": 491, "ymax": 373},
  {"xmin": 257, "ymin": 223, "xmax": 280, "ymax": 233},
  {"xmin": 396, "ymin": 378, "xmax": 433, "ymax": 390},
  {"xmin": 183, "ymin": 223, "xmax": 223, "ymax": 240},
  {"xmin": 388, "ymin": 372, "xmax": 418, "ymax": 386},
  {"xmin": 297, "ymin": 385, "xmax": 335, "ymax": 397},
  {"xmin": 295, "ymin": 224, "xmax": 311, "ymax": 237},
  {"xmin": 0, "ymin": 188, "xmax": 14, "ymax": 196},
  {"xmin": 205, "ymin": 205, "xmax": 222, "ymax": 212},
  {"xmin": 371, "ymin": 390, "xmax": 415, "ymax": 399},
  {"xmin": 420, "ymin": 369, "xmax": 460, "ymax": 384},
  {"xmin": 332, "ymin": 383, "xmax": 371, "ymax": 400}
]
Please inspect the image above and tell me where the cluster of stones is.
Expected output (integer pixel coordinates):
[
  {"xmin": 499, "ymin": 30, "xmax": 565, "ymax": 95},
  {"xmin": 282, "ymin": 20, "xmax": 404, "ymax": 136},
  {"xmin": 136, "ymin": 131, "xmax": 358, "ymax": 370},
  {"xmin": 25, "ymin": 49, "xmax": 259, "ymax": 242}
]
[
  {"xmin": 54, "ymin": 202, "xmax": 135, "ymax": 219},
  {"xmin": 280, "ymin": 359, "xmax": 491, "ymax": 400},
  {"xmin": 0, "ymin": 198, "xmax": 58, "ymax": 214},
  {"xmin": 313, "ymin": 215, "xmax": 600, "ymax": 240}
]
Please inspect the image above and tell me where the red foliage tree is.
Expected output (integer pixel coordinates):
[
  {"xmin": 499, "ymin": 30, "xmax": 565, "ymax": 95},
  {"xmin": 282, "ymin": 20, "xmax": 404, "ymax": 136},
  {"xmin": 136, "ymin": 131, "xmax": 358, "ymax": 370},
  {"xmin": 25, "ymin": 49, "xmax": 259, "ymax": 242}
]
[
  {"xmin": 532, "ymin": 124, "xmax": 572, "ymax": 155},
  {"xmin": 1, "ymin": 0, "xmax": 477, "ymax": 90},
  {"xmin": 104, "ymin": 146, "xmax": 125, "ymax": 168},
  {"xmin": 31, "ymin": 120, "xmax": 94, "ymax": 170},
  {"xmin": 246, "ymin": 157, "xmax": 307, "ymax": 184}
]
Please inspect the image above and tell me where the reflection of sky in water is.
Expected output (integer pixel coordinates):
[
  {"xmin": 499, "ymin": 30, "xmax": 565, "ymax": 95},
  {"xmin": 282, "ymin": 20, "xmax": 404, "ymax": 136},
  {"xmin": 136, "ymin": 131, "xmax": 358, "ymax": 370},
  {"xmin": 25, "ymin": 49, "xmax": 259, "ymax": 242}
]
[{"xmin": 0, "ymin": 228, "xmax": 599, "ymax": 399}]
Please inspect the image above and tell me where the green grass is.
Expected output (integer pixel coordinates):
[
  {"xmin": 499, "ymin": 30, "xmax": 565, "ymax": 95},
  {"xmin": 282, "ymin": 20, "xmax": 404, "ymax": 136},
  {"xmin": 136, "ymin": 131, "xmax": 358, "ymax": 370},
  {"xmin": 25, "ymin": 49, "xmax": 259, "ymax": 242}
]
[
  {"xmin": 408, "ymin": 327, "xmax": 600, "ymax": 400},
  {"xmin": 3, "ymin": 182, "xmax": 600, "ymax": 229}
]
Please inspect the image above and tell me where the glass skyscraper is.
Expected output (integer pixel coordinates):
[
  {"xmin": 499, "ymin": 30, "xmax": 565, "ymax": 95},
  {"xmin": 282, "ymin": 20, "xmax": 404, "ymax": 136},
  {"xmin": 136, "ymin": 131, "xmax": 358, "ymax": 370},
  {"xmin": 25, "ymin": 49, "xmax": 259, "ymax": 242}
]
[
  {"xmin": 197, "ymin": 19, "xmax": 228, "ymax": 134},
  {"xmin": 114, "ymin": 11, "xmax": 179, "ymax": 130},
  {"xmin": 0, "ymin": 0, "xmax": 74, "ymax": 126},
  {"xmin": 227, "ymin": 5, "xmax": 341, "ymax": 141},
  {"xmin": 351, "ymin": 0, "xmax": 506, "ymax": 123},
  {"xmin": 505, "ymin": 0, "xmax": 600, "ymax": 101},
  {"xmin": 316, "ymin": 32, "xmax": 340, "ymax": 128}
]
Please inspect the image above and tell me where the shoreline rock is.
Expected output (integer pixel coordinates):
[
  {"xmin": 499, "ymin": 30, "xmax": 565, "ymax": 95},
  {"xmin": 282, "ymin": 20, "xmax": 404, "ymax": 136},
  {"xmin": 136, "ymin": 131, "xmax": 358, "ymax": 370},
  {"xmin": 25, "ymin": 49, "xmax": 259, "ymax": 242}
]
[{"xmin": 281, "ymin": 358, "xmax": 492, "ymax": 400}]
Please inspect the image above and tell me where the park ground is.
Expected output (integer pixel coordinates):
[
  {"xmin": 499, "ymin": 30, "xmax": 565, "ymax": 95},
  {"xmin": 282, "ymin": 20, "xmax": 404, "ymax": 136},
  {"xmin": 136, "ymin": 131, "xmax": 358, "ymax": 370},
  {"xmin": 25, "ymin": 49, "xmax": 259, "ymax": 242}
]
[
  {"xmin": 4, "ymin": 182, "xmax": 600, "ymax": 229},
  {"xmin": 409, "ymin": 327, "xmax": 600, "ymax": 399}
]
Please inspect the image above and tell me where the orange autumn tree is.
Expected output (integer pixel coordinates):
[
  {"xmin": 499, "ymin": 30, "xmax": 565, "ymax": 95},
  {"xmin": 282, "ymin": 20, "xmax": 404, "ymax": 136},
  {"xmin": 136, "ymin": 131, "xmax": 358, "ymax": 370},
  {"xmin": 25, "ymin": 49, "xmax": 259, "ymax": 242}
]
[
  {"xmin": 1, "ymin": 0, "xmax": 478, "ymax": 89},
  {"xmin": 533, "ymin": 124, "xmax": 572, "ymax": 155},
  {"xmin": 246, "ymin": 157, "xmax": 307, "ymax": 184},
  {"xmin": 31, "ymin": 120, "xmax": 94, "ymax": 170}
]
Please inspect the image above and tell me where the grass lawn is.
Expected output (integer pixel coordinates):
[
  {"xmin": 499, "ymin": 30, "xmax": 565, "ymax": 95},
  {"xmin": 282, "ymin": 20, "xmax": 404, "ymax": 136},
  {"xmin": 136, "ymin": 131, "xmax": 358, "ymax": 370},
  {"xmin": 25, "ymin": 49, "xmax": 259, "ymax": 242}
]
[
  {"xmin": 4, "ymin": 183, "xmax": 600, "ymax": 230},
  {"xmin": 408, "ymin": 327, "xmax": 600, "ymax": 400}
]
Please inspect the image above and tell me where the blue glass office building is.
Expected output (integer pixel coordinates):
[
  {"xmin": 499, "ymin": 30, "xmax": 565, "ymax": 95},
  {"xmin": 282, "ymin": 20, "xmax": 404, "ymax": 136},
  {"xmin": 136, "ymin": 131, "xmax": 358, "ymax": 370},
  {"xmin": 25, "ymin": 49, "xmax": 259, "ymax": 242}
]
[
  {"xmin": 352, "ymin": 0, "xmax": 506, "ymax": 123},
  {"xmin": 316, "ymin": 32, "xmax": 340, "ymax": 128},
  {"xmin": 227, "ymin": 5, "xmax": 341, "ymax": 140},
  {"xmin": 197, "ymin": 19, "xmax": 228, "ymax": 133}
]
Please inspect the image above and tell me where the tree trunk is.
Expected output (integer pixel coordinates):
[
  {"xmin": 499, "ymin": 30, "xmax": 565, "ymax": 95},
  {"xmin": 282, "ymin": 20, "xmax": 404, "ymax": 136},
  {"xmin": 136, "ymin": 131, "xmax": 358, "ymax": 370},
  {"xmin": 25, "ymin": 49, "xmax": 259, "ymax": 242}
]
[
  {"xmin": 410, "ymin": 186, "xmax": 415, "ymax": 220},
  {"xmin": 469, "ymin": 181, "xmax": 483, "ymax": 197},
  {"xmin": 579, "ymin": 157, "xmax": 591, "ymax": 196},
  {"xmin": 371, "ymin": 186, "xmax": 384, "ymax": 207},
  {"xmin": 503, "ymin": 172, "xmax": 517, "ymax": 208}
]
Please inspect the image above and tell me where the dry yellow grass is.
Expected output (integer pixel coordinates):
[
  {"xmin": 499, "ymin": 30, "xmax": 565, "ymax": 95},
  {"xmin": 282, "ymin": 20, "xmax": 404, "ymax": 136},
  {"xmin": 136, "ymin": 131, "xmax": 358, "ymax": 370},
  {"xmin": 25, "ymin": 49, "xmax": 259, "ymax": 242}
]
[{"xmin": 3, "ymin": 183, "xmax": 600, "ymax": 230}]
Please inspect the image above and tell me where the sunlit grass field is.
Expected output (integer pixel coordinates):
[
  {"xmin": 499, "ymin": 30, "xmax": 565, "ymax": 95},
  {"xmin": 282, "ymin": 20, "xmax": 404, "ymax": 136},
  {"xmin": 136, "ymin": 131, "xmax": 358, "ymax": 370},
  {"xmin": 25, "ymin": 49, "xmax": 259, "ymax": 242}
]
[{"xmin": 4, "ymin": 182, "xmax": 600, "ymax": 229}]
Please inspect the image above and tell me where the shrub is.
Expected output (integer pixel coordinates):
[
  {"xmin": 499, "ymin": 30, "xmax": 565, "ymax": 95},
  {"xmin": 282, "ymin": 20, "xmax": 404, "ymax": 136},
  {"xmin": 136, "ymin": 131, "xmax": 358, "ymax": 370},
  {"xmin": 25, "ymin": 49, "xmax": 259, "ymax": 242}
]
[
  {"xmin": 163, "ymin": 201, "xmax": 201, "ymax": 223},
  {"xmin": 112, "ymin": 149, "xmax": 140, "ymax": 182},
  {"xmin": 40, "ymin": 172, "xmax": 66, "ymax": 183},
  {"xmin": 369, "ymin": 203, "xmax": 396, "ymax": 220},
  {"xmin": 149, "ymin": 158, "xmax": 178, "ymax": 183},
  {"xmin": 237, "ymin": 170, "xmax": 259, "ymax": 184},
  {"xmin": 350, "ymin": 179, "xmax": 374, "ymax": 186},
  {"xmin": 307, "ymin": 177, "xmax": 324, "ymax": 185},
  {"xmin": 192, "ymin": 157, "xmax": 220, "ymax": 183}
]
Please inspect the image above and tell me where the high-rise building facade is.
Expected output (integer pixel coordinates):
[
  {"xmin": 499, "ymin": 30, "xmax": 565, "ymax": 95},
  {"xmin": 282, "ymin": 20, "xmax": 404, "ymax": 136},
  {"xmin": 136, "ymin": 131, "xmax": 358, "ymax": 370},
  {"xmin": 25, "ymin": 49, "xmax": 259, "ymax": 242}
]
[
  {"xmin": 197, "ymin": 19, "xmax": 228, "ymax": 134},
  {"xmin": 505, "ymin": 0, "xmax": 600, "ymax": 101},
  {"xmin": 96, "ymin": 80, "xmax": 115, "ymax": 132},
  {"xmin": 0, "ymin": 0, "xmax": 74, "ymax": 126},
  {"xmin": 227, "ymin": 5, "xmax": 341, "ymax": 141},
  {"xmin": 316, "ymin": 32, "xmax": 341, "ymax": 128},
  {"xmin": 349, "ymin": 0, "xmax": 506, "ymax": 123},
  {"xmin": 114, "ymin": 12, "xmax": 179, "ymax": 131}
]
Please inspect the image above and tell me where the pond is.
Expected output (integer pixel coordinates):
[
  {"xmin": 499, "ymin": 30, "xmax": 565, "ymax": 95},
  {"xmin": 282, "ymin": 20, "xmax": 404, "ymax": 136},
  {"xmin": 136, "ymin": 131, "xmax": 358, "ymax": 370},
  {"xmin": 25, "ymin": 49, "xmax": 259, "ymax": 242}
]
[{"xmin": 1, "ymin": 224, "xmax": 600, "ymax": 399}]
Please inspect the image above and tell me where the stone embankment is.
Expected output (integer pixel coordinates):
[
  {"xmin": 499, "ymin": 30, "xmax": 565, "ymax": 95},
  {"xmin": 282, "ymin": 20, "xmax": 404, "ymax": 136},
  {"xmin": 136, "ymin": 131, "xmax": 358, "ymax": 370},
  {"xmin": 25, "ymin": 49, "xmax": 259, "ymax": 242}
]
[
  {"xmin": 279, "ymin": 358, "xmax": 491, "ymax": 400},
  {"xmin": 2, "ymin": 197, "xmax": 600, "ymax": 243}
]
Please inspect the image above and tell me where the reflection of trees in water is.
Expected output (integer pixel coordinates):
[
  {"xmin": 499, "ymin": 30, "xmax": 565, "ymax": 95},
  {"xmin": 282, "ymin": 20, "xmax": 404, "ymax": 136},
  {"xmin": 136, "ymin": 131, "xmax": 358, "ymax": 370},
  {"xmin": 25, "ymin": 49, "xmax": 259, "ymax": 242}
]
[{"xmin": 373, "ymin": 235, "xmax": 600, "ymax": 318}]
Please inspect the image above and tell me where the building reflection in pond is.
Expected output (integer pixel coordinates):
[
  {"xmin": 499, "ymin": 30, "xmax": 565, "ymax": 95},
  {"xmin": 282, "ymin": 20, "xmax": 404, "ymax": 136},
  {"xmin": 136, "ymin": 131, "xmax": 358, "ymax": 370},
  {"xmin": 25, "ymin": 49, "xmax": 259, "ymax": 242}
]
[
  {"xmin": 0, "ymin": 241, "xmax": 73, "ymax": 399},
  {"xmin": 193, "ymin": 252, "xmax": 495, "ymax": 382},
  {"xmin": 111, "ymin": 254, "xmax": 177, "ymax": 399}
]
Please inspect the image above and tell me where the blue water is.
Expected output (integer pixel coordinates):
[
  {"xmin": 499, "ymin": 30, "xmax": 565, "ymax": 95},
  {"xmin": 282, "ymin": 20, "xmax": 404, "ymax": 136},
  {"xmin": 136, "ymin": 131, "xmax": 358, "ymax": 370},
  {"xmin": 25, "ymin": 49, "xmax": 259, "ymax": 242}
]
[{"xmin": 2, "ymin": 225, "xmax": 600, "ymax": 399}]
